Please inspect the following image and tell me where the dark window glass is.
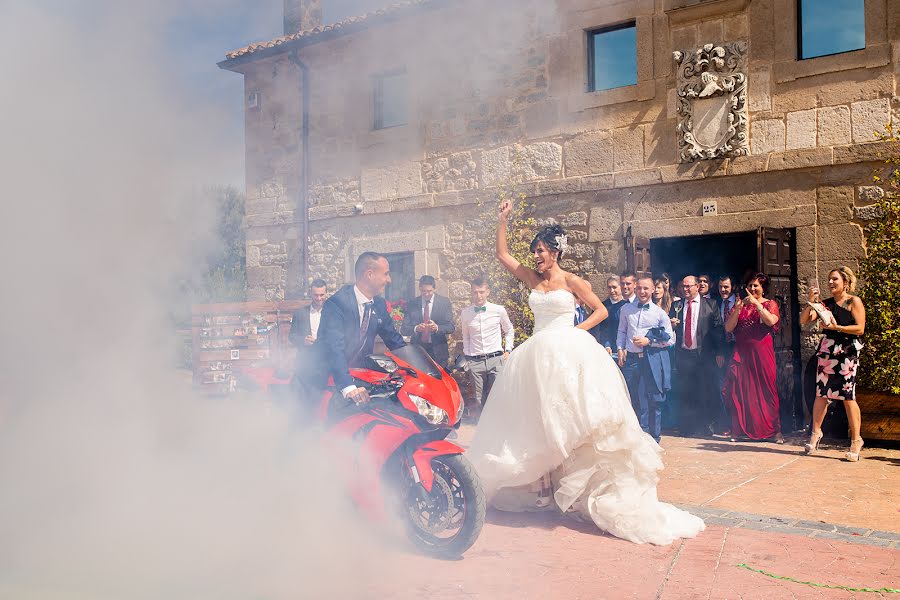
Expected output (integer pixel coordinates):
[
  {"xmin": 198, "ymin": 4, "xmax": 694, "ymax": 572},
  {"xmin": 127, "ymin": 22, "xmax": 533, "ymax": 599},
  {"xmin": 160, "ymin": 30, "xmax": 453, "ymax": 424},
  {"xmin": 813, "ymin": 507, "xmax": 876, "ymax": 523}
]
[
  {"xmin": 588, "ymin": 23, "xmax": 637, "ymax": 92},
  {"xmin": 799, "ymin": 0, "xmax": 865, "ymax": 60},
  {"xmin": 374, "ymin": 71, "xmax": 407, "ymax": 129},
  {"xmin": 384, "ymin": 252, "xmax": 414, "ymax": 303}
]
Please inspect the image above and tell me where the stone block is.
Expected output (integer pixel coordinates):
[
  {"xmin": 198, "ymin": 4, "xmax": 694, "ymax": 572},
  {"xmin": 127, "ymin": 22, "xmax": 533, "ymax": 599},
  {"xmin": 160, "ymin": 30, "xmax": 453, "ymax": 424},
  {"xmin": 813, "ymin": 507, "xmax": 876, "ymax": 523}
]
[
  {"xmin": 659, "ymin": 162, "xmax": 709, "ymax": 183},
  {"xmin": 834, "ymin": 140, "xmax": 900, "ymax": 164},
  {"xmin": 817, "ymin": 223, "xmax": 865, "ymax": 261},
  {"xmin": 724, "ymin": 13, "xmax": 749, "ymax": 40},
  {"xmin": 850, "ymin": 98, "xmax": 891, "ymax": 144},
  {"xmin": 360, "ymin": 161, "xmax": 423, "ymax": 202},
  {"xmin": 246, "ymin": 245, "xmax": 261, "ymax": 268},
  {"xmin": 613, "ymin": 126, "xmax": 645, "ymax": 172},
  {"xmin": 671, "ymin": 24, "xmax": 697, "ymax": 51},
  {"xmin": 581, "ymin": 173, "xmax": 615, "ymax": 191},
  {"xmin": 563, "ymin": 131, "xmax": 613, "ymax": 177},
  {"xmin": 857, "ymin": 185, "xmax": 884, "ymax": 204},
  {"xmin": 540, "ymin": 178, "xmax": 582, "ymax": 195},
  {"xmin": 817, "ymin": 106, "xmax": 851, "ymax": 147},
  {"xmin": 644, "ymin": 119, "xmax": 678, "ymax": 167},
  {"xmin": 855, "ymin": 204, "xmax": 885, "ymax": 221},
  {"xmin": 697, "ymin": 19, "xmax": 724, "ymax": 44},
  {"xmin": 561, "ymin": 211, "xmax": 588, "ymax": 227},
  {"xmin": 796, "ymin": 225, "xmax": 816, "ymax": 259},
  {"xmin": 816, "ymin": 186, "xmax": 853, "ymax": 225},
  {"xmin": 481, "ymin": 142, "xmax": 563, "ymax": 187},
  {"xmin": 767, "ymin": 147, "xmax": 833, "ymax": 171},
  {"xmin": 667, "ymin": 88, "xmax": 678, "ymax": 119},
  {"xmin": 785, "ymin": 109, "xmax": 817, "ymax": 150},
  {"xmin": 628, "ymin": 204, "xmax": 817, "ymax": 238},
  {"xmin": 588, "ymin": 204, "xmax": 623, "ymax": 242},
  {"xmin": 392, "ymin": 194, "xmax": 434, "ymax": 212},
  {"xmin": 748, "ymin": 68, "xmax": 771, "ymax": 112},
  {"xmin": 246, "ymin": 265, "xmax": 284, "ymax": 287},
  {"xmin": 614, "ymin": 168, "xmax": 662, "ymax": 188},
  {"xmin": 750, "ymin": 119, "xmax": 785, "ymax": 155}
]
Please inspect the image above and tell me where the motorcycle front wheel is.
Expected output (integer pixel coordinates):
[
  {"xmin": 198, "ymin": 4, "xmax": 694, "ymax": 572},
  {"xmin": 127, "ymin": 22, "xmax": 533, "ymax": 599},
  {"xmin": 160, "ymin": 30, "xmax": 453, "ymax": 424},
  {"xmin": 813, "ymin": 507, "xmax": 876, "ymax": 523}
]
[{"xmin": 402, "ymin": 453, "xmax": 485, "ymax": 559}]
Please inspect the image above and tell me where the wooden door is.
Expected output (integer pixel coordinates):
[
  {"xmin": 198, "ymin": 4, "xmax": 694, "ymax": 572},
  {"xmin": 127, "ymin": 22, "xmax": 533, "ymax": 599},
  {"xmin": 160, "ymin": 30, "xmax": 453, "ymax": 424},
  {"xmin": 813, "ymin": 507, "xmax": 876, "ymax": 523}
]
[
  {"xmin": 757, "ymin": 227, "xmax": 802, "ymax": 431},
  {"xmin": 625, "ymin": 226, "xmax": 652, "ymax": 278}
]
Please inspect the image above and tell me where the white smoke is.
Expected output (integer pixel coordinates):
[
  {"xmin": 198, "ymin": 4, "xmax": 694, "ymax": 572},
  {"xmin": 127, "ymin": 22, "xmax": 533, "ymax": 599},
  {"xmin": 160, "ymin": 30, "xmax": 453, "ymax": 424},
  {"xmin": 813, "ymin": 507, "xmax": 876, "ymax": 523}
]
[{"xmin": 0, "ymin": 1, "xmax": 397, "ymax": 598}]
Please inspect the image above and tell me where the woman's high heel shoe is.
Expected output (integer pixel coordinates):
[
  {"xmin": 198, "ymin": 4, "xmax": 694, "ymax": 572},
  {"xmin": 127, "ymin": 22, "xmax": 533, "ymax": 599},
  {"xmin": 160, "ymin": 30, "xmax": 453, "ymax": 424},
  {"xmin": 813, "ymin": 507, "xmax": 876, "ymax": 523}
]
[
  {"xmin": 802, "ymin": 430, "xmax": 823, "ymax": 455},
  {"xmin": 845, "ymin": 438, "xmax": 864, "ymax": 462}
]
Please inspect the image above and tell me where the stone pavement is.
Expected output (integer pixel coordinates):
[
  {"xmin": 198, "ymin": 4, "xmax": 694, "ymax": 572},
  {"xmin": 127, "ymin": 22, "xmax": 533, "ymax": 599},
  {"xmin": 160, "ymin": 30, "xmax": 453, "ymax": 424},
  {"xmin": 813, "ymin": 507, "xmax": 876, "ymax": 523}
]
[{"xmin": 366, "ymin": 427, "xmax": 900, "ymax": 599}]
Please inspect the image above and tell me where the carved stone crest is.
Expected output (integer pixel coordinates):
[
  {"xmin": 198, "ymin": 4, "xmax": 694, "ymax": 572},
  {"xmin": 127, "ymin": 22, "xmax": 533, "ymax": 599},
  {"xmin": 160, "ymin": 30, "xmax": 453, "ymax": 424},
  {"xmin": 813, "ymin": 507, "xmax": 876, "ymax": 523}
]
[{"xmin": 673, "ymin": 42, "xmax": 749, "ymax": 162}]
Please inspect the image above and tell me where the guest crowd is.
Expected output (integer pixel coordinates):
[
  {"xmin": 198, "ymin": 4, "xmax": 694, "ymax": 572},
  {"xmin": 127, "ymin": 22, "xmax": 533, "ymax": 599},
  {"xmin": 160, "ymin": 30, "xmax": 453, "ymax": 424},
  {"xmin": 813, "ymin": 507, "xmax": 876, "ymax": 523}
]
[{"xmin": 291, "ymin": 263, "xmax": 867, "ymax": 457}]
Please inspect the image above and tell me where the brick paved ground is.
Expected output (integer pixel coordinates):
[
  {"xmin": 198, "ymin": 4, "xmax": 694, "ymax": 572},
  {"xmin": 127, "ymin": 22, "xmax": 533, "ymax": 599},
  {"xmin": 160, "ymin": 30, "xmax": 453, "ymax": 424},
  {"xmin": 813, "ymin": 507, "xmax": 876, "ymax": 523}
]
[{"xmin": 363, "ymin": 428, "xmax": 899, "ymax": 599}]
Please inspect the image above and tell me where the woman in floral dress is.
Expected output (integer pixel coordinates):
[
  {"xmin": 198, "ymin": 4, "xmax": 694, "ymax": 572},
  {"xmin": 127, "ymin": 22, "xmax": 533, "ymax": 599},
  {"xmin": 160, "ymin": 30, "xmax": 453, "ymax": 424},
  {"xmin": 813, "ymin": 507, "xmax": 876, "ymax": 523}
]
[{"xmin": 800, "ymin": 266, "xmax": 867, "ymax": 461}]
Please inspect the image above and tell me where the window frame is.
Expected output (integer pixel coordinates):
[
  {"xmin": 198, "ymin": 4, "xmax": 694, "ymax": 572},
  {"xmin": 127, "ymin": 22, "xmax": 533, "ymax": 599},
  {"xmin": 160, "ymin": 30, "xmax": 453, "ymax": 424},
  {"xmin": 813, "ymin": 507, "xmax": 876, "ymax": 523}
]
[
  {"xmin": 772, "ymin": 0, "xmax": 889, "ymax": 83},
  {"xmin": 796, "ymin": 0, "xmax": 866, "ymax": 61},
  {"xmin": 373, "ymin": 69, "xmax": 408, "ymax": 131},
  {"xmin": 587, "ymin": 21, "xmax": 638, "ymax": 93}
]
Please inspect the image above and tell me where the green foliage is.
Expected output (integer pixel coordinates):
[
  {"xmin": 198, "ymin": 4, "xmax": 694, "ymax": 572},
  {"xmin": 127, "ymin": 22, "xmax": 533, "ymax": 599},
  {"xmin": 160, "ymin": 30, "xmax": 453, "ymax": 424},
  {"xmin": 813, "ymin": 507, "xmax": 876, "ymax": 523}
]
[
  {"xmin": 857, "ymin": 125, "xmax": 900, "ymax": 394},
  {"xmin": 172, "ymin": 185, "xmax": 247, "ymax": 327},
  {"xmin": 472, "ymin": 186, "xmax": 537, "ymax": 345}
]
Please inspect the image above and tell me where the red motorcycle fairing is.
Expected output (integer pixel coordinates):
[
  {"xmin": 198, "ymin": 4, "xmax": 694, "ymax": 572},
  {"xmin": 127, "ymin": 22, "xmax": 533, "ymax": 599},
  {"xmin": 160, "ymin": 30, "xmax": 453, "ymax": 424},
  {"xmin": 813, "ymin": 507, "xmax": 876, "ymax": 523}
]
[{"xmin": 411, "ymin": 440, "xmax": 465, "ymax": 493}]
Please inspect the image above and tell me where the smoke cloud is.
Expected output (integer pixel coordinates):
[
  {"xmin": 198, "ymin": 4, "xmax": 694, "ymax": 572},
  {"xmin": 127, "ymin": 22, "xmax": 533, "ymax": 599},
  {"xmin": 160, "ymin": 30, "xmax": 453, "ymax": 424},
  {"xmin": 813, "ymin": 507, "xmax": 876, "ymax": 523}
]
[{"xmin": 0, "ymin": 1, "xmax": 396, "ymax": 598}]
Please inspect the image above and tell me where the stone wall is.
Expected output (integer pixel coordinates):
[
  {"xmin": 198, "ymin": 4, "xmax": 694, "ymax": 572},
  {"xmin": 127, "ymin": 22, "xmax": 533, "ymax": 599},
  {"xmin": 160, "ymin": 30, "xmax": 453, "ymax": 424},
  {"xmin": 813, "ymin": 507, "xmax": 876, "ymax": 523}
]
[{"xmin": 234, "ymin": 0, "xmax": 899, "ymax": 331}]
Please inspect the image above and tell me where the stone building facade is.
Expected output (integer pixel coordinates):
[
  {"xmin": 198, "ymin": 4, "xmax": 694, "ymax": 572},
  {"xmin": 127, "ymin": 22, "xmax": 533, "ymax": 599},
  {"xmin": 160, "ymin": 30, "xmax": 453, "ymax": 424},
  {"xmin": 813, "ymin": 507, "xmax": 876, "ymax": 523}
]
[{"xmin": 221, "ymin": 0, "xmax": 900, "ymax": 424}]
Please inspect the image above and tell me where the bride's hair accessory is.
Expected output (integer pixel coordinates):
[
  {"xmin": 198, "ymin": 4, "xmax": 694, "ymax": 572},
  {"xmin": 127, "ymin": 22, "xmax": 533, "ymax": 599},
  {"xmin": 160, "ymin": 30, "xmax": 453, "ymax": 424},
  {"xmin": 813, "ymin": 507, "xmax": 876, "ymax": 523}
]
[{"xmin": 530, "ymin": 223, "xmax": 568, "ymax": 259}]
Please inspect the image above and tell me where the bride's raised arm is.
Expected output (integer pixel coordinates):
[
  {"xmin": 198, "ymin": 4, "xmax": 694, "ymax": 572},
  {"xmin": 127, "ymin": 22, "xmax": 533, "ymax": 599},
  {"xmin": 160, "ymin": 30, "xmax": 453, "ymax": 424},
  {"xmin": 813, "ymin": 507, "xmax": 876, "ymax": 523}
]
[{"xmin": 496, "ymin": 200, "xmax": 541, "ymax": 288}]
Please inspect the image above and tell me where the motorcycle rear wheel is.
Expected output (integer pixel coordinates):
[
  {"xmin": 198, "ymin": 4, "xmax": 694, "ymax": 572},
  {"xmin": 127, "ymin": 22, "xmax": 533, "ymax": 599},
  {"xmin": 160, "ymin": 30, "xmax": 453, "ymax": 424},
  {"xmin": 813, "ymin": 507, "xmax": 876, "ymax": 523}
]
[{"xmin": 403, "ymin": 453, "xmax": 485, "ymax": 559}]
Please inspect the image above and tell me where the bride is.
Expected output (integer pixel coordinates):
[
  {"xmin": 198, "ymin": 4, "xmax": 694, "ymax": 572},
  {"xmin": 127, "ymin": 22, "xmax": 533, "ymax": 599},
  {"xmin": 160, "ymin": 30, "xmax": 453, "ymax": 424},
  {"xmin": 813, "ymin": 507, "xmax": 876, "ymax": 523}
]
[{"xmin": 467, "ymin": 200, "xmax": 705, "ymax": 545}]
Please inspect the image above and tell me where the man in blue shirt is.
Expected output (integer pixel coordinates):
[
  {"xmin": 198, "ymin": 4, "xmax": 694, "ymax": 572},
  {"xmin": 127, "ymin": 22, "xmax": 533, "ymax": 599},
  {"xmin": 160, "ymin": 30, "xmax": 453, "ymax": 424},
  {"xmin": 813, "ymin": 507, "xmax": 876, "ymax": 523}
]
[{"xmin": 617, "ymin": 276, "xmax": 675, "ymax": 443}]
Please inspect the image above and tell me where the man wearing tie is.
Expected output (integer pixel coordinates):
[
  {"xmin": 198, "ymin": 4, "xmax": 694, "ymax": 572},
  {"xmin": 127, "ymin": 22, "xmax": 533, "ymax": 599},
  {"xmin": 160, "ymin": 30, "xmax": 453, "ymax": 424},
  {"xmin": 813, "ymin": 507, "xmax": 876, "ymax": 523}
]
[
  {"xmin": 669, "ymin": 275, "xmax": 725, "ymax": 436},
  {"xmin": 620, "ymin": 271, "xmax": 638, "ymax": 304},
  {"xmin": 617, "ymin": 276, "xmax": 675, "ymax": 443},
  {"xmin": 401, "ymin": 275, "xmax": 455, "ymax": 369}
]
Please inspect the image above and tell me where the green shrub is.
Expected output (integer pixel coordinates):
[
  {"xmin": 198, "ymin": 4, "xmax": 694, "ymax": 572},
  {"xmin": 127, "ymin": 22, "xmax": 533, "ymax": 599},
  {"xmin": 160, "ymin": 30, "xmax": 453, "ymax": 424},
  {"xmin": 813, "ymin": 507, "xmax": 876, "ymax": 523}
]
[{"xmin": 857, "ymin": 125, "xmax": 900, "ymax": 394}]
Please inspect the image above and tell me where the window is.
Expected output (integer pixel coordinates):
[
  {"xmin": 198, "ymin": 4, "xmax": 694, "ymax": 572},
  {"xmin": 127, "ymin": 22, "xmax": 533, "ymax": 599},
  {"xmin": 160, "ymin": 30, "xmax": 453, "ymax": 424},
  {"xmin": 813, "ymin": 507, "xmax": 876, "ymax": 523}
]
[
  {"xmin": 383, "ymin": 252, "xmax": 415, "ymax": 304},
  {"xmin": 588, "ymin": 22, "xmax": 637, "ymax": 92},
  {"xmin": 374, "ymin": 70, "xmax": 407, "ymax": 130},
  {"xmin": 798, "ymin": 0, "xmax": 865, "ymax": 60}
]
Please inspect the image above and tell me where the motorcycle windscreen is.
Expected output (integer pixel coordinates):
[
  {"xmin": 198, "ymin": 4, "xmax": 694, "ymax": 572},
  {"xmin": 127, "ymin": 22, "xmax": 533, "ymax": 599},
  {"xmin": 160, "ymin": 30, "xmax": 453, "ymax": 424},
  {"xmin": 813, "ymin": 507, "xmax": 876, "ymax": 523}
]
[{"xmin": 389, "ymin": 345, "xmax": 443, "ymax": 380}]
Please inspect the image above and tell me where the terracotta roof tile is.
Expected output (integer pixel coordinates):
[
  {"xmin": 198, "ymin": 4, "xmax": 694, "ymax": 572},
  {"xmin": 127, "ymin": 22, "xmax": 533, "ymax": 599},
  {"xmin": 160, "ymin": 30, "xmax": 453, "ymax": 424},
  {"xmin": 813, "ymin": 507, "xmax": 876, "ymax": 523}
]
[{"xmin": 224, "ymin": 0, "xmax": 433, "ymax": 60}]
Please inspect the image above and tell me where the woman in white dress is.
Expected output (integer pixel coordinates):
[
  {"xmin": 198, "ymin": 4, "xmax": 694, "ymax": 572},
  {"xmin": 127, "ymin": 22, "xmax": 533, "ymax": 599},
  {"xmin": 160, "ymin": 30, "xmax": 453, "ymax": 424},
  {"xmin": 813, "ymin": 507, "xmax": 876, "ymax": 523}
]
[{"xmin": 467, "ymin": 200, "xmax": 705, "ymax": 545}]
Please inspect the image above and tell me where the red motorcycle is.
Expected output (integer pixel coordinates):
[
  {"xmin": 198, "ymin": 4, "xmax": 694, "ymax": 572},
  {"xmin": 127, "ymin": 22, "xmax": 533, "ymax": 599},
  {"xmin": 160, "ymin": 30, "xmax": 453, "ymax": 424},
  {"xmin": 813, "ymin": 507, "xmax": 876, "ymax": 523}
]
[{"xmin": 316, "ymin": 345, "xmax": 485, "ymax": 558}]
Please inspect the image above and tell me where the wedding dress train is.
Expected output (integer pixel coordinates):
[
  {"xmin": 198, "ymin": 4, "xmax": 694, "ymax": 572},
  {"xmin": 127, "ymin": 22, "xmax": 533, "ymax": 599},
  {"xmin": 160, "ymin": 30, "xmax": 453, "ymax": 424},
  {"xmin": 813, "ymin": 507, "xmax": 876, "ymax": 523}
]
[{"xmin": 467, "ymin": 289, "xmax": 704, "ymax": 545}]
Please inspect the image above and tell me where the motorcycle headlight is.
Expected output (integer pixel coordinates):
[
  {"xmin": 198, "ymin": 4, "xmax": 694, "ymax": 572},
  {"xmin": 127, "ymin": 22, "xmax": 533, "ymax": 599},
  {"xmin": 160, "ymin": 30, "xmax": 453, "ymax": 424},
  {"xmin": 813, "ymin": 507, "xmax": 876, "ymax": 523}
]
[
  {"xmin": 408, "ymin": 394, "xmax": 449, "ymax": 425},
  {"xmin": 372, "ymin": 357, "xmax": 398, "ymax": 373}
]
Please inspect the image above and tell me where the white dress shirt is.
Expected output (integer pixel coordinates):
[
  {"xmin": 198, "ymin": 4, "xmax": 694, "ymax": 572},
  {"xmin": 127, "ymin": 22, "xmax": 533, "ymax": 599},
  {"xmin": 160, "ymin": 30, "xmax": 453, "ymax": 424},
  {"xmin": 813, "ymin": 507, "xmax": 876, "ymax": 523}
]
[
  {"xmin": 309, "ymin": 306, "xmax": 322, "ymax": 339},
  {"xmin": 617, "ymin": 301, "xmax": 675, "ymax": 354},
  {"xmin": 624, "ymin": 294, "xmax": 638, "ymax": 304},
  {"xmin": 460, "ymin": 302, "xmax": 514, "ymax": 355},
  {"xmin": 681, "ymin": 295, "xmax": 701, "ymax": 350}
]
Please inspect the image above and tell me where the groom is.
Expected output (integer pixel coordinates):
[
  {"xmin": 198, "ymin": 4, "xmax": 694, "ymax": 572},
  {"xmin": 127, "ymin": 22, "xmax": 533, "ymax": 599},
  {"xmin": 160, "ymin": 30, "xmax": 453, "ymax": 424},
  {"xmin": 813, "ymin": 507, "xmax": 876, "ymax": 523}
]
[{"xmin": 296, "ymin": 252, "xmax": 406, "ymax": 407}]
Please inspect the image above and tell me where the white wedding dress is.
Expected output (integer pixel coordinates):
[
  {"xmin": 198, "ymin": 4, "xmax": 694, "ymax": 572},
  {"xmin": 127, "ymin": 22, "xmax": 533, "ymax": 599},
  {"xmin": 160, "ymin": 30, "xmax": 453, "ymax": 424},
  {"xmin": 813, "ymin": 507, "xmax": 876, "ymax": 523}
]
[{"xmin": 468, "ymin": 289, "xmax": 705, "ymax": 545}]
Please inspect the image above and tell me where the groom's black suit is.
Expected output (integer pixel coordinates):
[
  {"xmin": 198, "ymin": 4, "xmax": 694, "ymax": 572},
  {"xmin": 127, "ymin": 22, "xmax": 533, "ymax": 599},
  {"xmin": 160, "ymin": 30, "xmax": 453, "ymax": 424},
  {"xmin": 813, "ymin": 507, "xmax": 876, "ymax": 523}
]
[{"xmin": 298, "ymin": 284, "xmax": 405, "ymax": 395}]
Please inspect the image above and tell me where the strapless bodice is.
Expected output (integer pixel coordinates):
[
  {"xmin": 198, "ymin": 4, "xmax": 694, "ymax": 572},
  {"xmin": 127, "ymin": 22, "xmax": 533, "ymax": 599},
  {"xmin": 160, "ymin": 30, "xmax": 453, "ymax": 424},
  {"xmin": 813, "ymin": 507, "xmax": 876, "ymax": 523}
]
[{"xmin": 529, "ymin": 289, "xmax": 576, "ymax": 333}]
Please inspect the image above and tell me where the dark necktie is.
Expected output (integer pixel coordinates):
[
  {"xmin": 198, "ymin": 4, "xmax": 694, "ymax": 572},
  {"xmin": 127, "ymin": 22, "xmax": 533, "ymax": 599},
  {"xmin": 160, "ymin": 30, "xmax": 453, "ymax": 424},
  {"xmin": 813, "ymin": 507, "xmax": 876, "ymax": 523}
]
[
  {"xmin": 474, "ymin": 305, "xmax": 487, "ymax": 313},
  {"xmin": 422, "ymin": 300, "xmax": 432, "ymax": 343},
  {"xmin": 637, "ymin": 303, "xmax": 650, "ymax": 310},
  {"xmin": 684, "ymin": 300, "xmax": 694, "ymax": 348},
  {"xmin": 359, "ymin": 302, "xmax": 374, "ymax": 343}
]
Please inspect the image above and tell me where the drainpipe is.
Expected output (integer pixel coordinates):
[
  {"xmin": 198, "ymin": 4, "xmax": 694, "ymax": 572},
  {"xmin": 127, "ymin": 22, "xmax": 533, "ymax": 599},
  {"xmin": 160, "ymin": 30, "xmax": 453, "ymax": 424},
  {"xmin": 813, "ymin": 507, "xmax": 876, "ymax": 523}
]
[{"xmin": 288, "ymin": 50, "xmax": 310, "ymax": 297}]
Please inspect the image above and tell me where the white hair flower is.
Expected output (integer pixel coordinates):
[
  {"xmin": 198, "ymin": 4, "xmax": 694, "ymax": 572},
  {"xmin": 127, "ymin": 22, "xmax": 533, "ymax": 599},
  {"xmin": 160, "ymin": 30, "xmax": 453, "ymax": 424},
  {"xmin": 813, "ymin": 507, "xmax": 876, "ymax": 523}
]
[{"xmin": 554, "ymin": 234, "xmax": 568, "ymax": 254}]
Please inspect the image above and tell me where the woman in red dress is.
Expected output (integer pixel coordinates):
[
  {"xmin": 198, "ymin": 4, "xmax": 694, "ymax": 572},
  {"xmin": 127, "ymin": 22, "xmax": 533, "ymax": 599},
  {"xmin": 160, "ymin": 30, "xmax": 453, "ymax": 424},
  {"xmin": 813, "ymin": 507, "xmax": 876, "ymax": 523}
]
[{"xmin": 723, "ymin": 273, "xmax": 783, "ymax": 443}]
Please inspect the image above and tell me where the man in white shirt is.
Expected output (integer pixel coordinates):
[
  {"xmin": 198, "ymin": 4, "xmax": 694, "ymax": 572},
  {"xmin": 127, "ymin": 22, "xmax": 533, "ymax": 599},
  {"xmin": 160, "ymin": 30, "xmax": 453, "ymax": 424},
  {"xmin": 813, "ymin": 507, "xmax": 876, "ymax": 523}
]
[
  {"xmin": 459, "ymin": 276, "xmax": 514, "ymax": 416},
  {"xmin": 617, "ymin": 276, "xmax": 675, "ymax": 442},
  {"xmin": 289, "ymin": 278, "xmax": 328, "ymax": 348},
  {"xmin": 620, "ymin": 271, "xmax": 638, "ymax": 304}
]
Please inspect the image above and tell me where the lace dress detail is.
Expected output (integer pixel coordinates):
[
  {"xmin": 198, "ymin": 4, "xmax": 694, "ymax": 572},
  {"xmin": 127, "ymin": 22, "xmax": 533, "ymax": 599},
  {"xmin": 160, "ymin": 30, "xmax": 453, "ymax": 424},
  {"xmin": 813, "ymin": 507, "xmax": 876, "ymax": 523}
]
[{"xmin": 467, "ymin": 289, "xmax": 705, "ymax": 545}]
